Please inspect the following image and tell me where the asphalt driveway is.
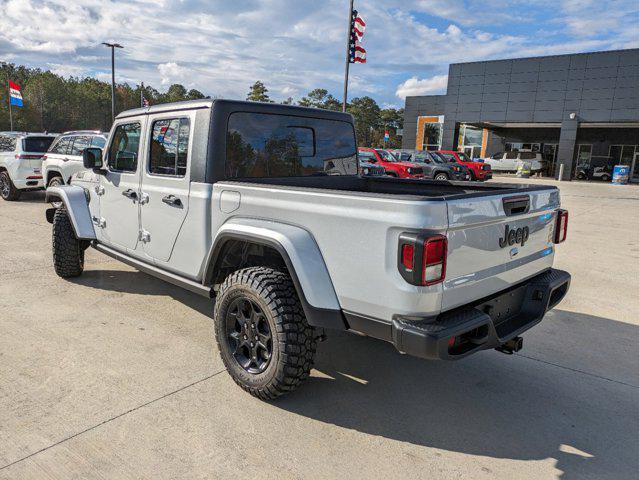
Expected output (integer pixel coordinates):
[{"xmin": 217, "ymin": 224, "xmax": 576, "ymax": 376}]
[{"xmin": 0, "ymin": 179, "xmax": 638, "ymax": 479}]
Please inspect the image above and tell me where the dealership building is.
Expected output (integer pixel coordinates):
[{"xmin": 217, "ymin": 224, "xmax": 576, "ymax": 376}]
[{"xmin": 402, "ymin": 48, "xmax": 639, "ymax": 180}]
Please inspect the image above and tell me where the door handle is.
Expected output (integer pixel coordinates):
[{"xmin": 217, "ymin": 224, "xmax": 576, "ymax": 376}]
[
  {"xmin": 62, "ymin": 157, "xmax": 69, "ymax": 162},
  {"xmin": 122, "ymin": 188, "xmax": 138, "ymax": 200},
  {"xmin": 162, "ymin": 194, "xmax": 182, "ymax": 207}
]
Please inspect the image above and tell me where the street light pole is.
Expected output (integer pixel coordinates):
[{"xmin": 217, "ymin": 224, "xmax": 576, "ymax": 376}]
[{"xmin": 102, "ymin": 42, "xmax": 124, "ymax": 123}]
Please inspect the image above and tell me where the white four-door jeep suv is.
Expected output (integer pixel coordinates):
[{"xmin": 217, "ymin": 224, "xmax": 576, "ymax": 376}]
[
  {"xmin": 45, "ymin": 99, "xmax": 571, "ymax": 399},
  {"xmin": 42, "ymin": 131, "xmax": 108, "ymax": 192},
  {"xmin": 0, "ymin": 133, "xmax": 56, "ymax": 201}
]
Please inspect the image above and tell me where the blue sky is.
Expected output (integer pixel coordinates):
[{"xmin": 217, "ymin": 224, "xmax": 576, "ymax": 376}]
[{"xmin": 0, "ymin": 0, "xmax": 638, "ymax": 108}]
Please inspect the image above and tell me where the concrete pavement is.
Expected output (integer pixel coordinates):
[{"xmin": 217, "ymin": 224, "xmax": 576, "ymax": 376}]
[{"xmin": 0, "ymin": 180, "xmax": 638, "ymax": 479}]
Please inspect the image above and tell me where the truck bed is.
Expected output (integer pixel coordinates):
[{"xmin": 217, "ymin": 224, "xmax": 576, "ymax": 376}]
[{"xmin": 224, "ymin": 175, "xmax": 555, "ymax": 200}]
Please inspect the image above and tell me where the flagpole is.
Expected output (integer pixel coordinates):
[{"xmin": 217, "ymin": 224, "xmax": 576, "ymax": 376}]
[
  {"xmin": 7, "ymin": 80, "xmax": 13, "ymax": 131},
  {"xmin": 342, "ymin": 0, "xmax": 354, "ymax": 112},
  {"xmin": 140, "ymin": 82, "xmax": 144, "ymax": 108}
]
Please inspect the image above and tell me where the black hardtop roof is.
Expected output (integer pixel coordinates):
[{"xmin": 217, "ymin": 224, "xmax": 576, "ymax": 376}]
[{"xmin": 115, "ymin": 98, "xmax": 354, "ymax": 123}]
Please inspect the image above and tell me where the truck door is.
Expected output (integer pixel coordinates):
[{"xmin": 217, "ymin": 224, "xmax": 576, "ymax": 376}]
[
  {"xmin": 139, "ymin": 113, "xmax": 193, "ymax": 263},
  {"xmin": 99, "ymin": 119, "xmax": 145, "ymax": 252}
]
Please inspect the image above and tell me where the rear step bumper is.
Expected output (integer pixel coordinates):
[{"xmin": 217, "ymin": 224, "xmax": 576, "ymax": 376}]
[{"xmin": 391, "ymin": 268, "xmax": 571, "ymax": 361}]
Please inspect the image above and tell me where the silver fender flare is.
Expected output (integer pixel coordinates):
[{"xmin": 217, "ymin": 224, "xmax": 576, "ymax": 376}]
[
  {"xmin": 204, "ymin": 218, "xmax": 341, "ymax": 311},
  {"xmin": 45, "ymin": 185, "xmax": 96, "ymax": 240}
]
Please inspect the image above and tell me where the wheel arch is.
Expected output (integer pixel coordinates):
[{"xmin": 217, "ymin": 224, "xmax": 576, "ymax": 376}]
[
  {"xmin": 204, "ymin": 219, "xmax": 346, "ymax": 330},
  {"xmin": 45, "ymin": 185, "xmax": 96, "ymax": 240},
  {"xmin": 46, "ymin": 169, "xmax": 63, "ymax": 185}
]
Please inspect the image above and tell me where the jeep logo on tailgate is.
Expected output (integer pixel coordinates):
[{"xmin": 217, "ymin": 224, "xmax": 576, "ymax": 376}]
[{"xmin": 499, "ymin": 224, "xmax": 529, "ymax": 248}]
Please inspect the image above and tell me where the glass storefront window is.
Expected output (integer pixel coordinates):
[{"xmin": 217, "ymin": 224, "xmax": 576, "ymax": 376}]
[
  {"xmin": 422, "ymin": 122, "xmax": 442, "ymax": 150},
  {"xmin": 610, "ymin": 145, "xmax": 637, "ymax": 166},
  {"xmin": 576, "ymin": 144, "xmax": 592, "ymax": 166}
]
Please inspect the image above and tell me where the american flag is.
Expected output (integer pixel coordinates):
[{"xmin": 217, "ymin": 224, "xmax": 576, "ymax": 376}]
[{"xmin": 349, "ymin": 10, "xmax": 366, "ymax": 64}]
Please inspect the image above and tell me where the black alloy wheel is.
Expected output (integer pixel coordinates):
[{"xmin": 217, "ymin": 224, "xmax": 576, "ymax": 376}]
[{"xmin": 225, "ymin": 297, "xmax": 273, "ymax": 374}]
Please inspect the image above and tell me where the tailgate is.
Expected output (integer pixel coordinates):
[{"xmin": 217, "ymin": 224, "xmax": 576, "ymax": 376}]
[{"xmin": 442, "ymin": 188, "xmax": 560, "ymax": 311}]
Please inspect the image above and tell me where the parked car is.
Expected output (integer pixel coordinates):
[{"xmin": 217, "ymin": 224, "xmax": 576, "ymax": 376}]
[
  {"xmin": 435, "ymin": 150, "xmax": 492, "ymax": 181},
  {"xmin": 0, "ymin": 132, "xmax": 57, "ymax": 201},
  {"xmin": 485, "ymin": 151, "xmax": 545, "ymax": 173},
  {"xmin": 395, "ymin": 149, "xmax": 471, "ymax": 181},
  {"xmin": 358, "ymin": 156, "xmax": 386, "ymax": 176},
  {"xmin": 358, "ymin": 147, "xmax": 424, "ymax": 178},
  {"xmin": 42, "ymin": 131, "xmax": 108, "ymax": 191},
  {"xmin": 46, "ymin": 99, "xmax": 570, "ymax": 400}
]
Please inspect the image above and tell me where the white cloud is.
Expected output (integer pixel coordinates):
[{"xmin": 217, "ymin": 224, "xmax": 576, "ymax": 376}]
[
  {"xmin": 157, "ymin": 62, "xmax": 188, "ymax": 86},
  {"xmin": 396, "ymin": 75, "xmax": 448, "ymax": 99},
  {"xmin": 0, "ymin": 0, "xmax": 637, "ymax": 106}
]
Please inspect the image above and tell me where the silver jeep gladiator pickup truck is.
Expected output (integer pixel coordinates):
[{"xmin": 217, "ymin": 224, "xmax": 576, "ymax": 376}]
[{"xmin": 45, "ymin": 99, "xmax": 570, "ymax": 399}]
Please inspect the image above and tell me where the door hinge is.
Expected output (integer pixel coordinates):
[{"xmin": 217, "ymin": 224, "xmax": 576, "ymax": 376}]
[
  {"xmin": 92, "ymin": 216, "xmax": 106, "ymax": 228},
  {"xmin": 139, "ymin": 230, "xmax": 151, "ymax": 243},
  {"xmin": 94, "ymin": 185, "xmax": 105, "ymax": 196}
]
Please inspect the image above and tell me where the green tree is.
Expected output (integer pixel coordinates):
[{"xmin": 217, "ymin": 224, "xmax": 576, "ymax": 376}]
[
  {"xmin": 246, "ymin": 81, "xmax": 271, "ymax": 102},
  {"xmin": 299, "ymin": 88, "xmax": 341, "ymax": 111},
  {"xmin": 348, "ymin": 96, "xmax": 382, "ymax": 147}
]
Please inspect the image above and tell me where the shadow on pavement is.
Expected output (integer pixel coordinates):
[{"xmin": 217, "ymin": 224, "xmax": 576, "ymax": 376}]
[
  {"xmin": 274, "ymin": 311, "xmax": 639, "ymax": 480},
  {"xmin": 70, "ymin": 268, "xmax": 639, "ymax": 479}
]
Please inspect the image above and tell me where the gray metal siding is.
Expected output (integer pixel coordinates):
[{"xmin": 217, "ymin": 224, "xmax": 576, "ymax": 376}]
[{"xmin": 406, "ymin": 48, "xmax": 639, "ymax": 128}]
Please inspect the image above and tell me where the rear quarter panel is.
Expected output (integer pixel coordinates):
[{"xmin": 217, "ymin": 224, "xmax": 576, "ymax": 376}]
[{"xmin": 209, "ymin": 182, "xmax": 450, "ymax": 321}]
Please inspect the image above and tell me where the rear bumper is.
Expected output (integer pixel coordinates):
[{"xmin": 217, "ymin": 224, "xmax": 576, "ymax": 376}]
[
  {"xmin": 345, "ymin": 269, "xmax": 570, "ymax": 360},
  {"xmin": 390, "ymin": 268, "xmax": 570, "ymax": 360}
]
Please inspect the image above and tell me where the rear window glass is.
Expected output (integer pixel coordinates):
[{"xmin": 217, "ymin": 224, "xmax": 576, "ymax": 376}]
[
  {"xmin": 70, "ymin": 136, "xmax": 91, "ymax": 156},
  {"xmin": 226, "ymin": 112, "xmax": 357, "ymax": 178},
  {"xmin": 91, "ymin": 136, "xmax": 106, "ymax": 148},
  {"xmin": 50, "ymin": 136, "xmax": 71, "ymax": 154},
  {"xmin": 0, "ymin": 136, "xmax": 16, "ymax": 152},
  {"xmin": 23, "ymin": 137, "xmax": 55, "ymax": 153}
]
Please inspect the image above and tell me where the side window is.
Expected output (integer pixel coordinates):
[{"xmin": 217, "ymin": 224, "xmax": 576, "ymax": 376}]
[
  {"xmin": 51, "ymin": 136, "xmax": 72, "ymax": 155},
  {"xmin": 505, "ymin": 151, "xmax": 519, "ymax": 160},
  {"xmin": 0, "ymin": 136, "xmax": 16, "ymax": 152},
  {"xmin": 107, "ymin": 122, "xmax": 141, "ymax": 173},
  {"xmin": 69, "ymin": 136, "xmax": 91, "ymax": 156},
  {"xmin": 358, "ymin": 151, "xmax": 374, "ymax": 160},
  {"xmin": 491, "ymin": 152, "xmax": 503, "ymax": 159},
  {"xmin": 149, "ymin": 117, "xmax": 190, "ymax": 177},
  {"xmin": 520, "ymin": 152, "xmax": 536, "ymax": 160},
  {"xmin": 91, "ymin": 136, "xmax": 107, "ymax": 149}
]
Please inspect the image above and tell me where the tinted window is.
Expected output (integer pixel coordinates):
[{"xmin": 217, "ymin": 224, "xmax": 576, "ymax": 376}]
[
  {"xmin": 358, "ymin": 151, "xmax": 375, "ymax": 160},
  {"xmin": 226, "ymin": 112, "xmax": 357, "ymax": 178},
  {"xmin": 108, "ymin": 123, "xmax": 141, "ymax": 173},
  {"xmin": 491, "ymin": 152, "xmax": 503, "ymax": 159},
  {"xmin": 377, "ymin": 150, "xmax": 397, "ymax": 162},
  {"xmin": 50, "ymin": 136, "xmax": 72, "ymax": 155},
  {"xmin": 69, "ymin": 136, "xmax": 91, "ymax": 156},
  {"xmin": 23, "ymin": 137, "xmax": 55, "ymax": 153},
  {"xmin": 0, "ymin": 136, "xmax": 16, "ymax": 152},
  {"xmin": 439, "ymin": 153, "xmax": 455, "ymax": 162},
  {"xmin": 149, "ymin": 118, "xmax": 190, "ymax": 177},
  {"xmin": 505, "ymin": 151, "xmax": 519, "ymax": 159},
  {"xmin": 520, "ymin": 152, "xmax": 536, "ymax": 160},
  {"xmin": 91, "ymin": 136, "xmax": 107, "ymax": 148}
]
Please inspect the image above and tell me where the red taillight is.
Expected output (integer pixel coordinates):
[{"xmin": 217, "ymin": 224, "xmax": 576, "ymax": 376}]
[
  {"xmin": 402, "ymin": 244, "xmax": 414, "ymax": 270},
  {"xmin": 42, "ymin": 155, "xmax": 47, "ymax": 161},
  {"xmin": 422, "ymin": 235, "xmax": 447, "ymax": 285},
  {"xmin": 554, "ymin": 209, "xmax": 568, "ymax": 244},
  {"xmin": 15, "ymin": 154, "xmax": 43, "ymax": 160},
  {"xmin": 398, "ymin": 233, "xmax": 448, "ymax": 286}
]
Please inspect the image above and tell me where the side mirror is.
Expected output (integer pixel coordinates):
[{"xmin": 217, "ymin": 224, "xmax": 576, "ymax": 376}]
[{"xmin": 83, "ymin": 147, "xmax": 104, "ymax": 171}]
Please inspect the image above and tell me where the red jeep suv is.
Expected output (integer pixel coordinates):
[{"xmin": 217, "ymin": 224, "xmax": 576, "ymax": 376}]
[
  {"xmin": 435, "ymin": 150, "xmax": 492, "ymax": 181},
  {"xmin": 358, "ymin": 147, "xmax": 424, "ymax": 179}
]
